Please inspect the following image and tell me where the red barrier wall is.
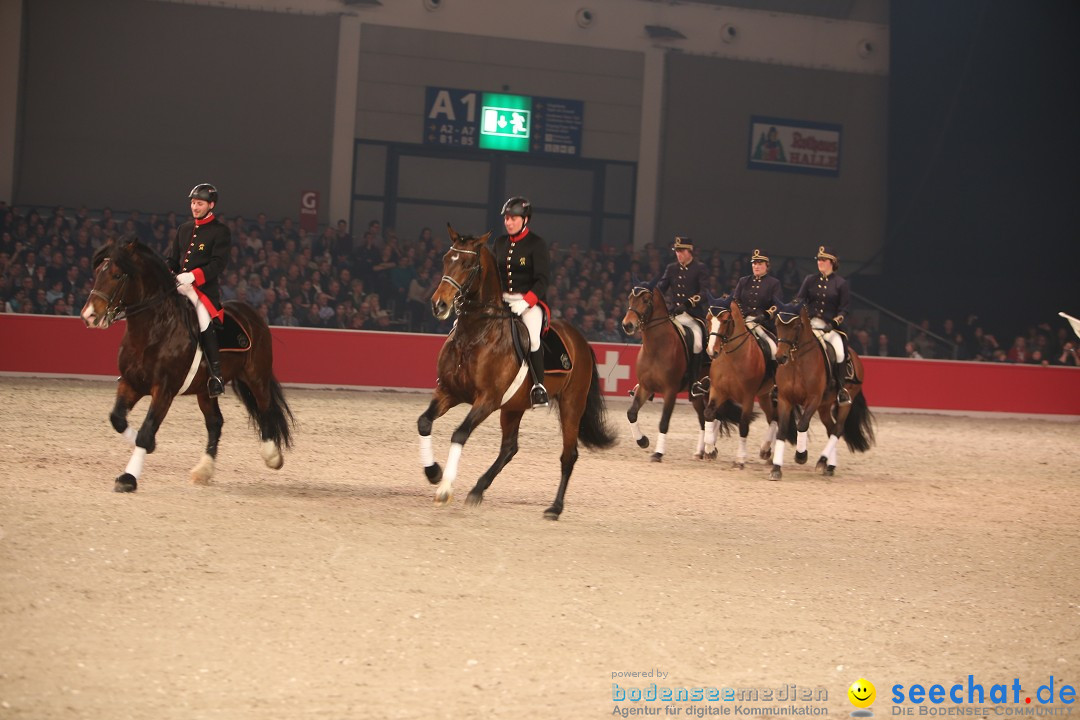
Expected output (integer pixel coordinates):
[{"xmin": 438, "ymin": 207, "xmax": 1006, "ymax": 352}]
[{"xmin": 2, "ymin": 314, "xmax": 1079, "ymax": 416}]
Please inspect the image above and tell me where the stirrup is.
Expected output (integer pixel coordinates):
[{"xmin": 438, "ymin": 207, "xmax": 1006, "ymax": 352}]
[
  {"xmin": 690, "ymin": 378, "xmax": 709, "ymax": 398},
  {"xmin": 837, "ymin": 386, "xmax": 851, "ymax": 405},
  {"xmin": 530, "ymin": 383, "xmax": 549, "ymax": 407},
  {"xmin": 208, "ymin": 375, "xmax": 225, "ymax": 398},
  {"xmin": 628, "ymin": 383, "xmax": 639, "ymax": 398}
]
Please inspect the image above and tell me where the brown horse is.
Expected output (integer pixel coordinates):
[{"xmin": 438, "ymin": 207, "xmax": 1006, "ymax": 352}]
[
  {"xmin": 620, "ymin": 284, "xmax": 716, "ymax": 462},
  {"xmin": 702, "ymin": 300, "xmax": 785, "ymax": 467},
  {"xmin": 81, "ymin": 236, "xmax": 294, "ymax": 492},
  {"xmin": 770, "ymin": 306, "xmax": 874, "ymax": 480},
  {"xmin": 418, "ymin": 225, "xmax": 616, "ymax": 519}
]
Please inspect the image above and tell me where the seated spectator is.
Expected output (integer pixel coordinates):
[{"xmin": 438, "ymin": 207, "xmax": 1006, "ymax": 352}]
[
  {"xmin": 274, "ymin": 301, "xmax": 301, "ymax": 327},
  {"xmin": 904, "ymin": 341, "xmax": 923, "ymax": 359},
  {"xmin": 1053, "ymin": 341, "xmax": 1079, "ymax": 367}
]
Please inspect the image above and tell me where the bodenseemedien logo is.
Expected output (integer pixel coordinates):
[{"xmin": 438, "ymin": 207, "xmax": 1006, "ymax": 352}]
[{"xmin": 849, "ymin": 678, "xmax": 876, "ymax": 717}]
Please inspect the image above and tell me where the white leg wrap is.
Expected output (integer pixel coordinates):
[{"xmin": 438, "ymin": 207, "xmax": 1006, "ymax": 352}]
[
  {"xmin": 628, "ymin": 419, "xmax": 643, "ymax": 442},
  {"xmin": 766, "ymin": 420, "xmax": 779, "ymax": 445},
  {"xmin": 261, "ymin": 439, "xmax": 282, "ymax": 469},
  {"xmin": 772, "ymin": 439, "xmax": 785, "ymax": 466},
  {"xmin": 797, "ymin": 431, "xmax": 808, "ymax": 453},
  {"xmin": 419, "ymin": 434, "xmax": 434, "ymax": 467},
  {"xmin": 443, "ymin": 442, "xmax": 463, "ymax": 485},
  {"xmin": 191, "ymin": 453, "xmax": 215, "ymax": 484},
  {"xmin": 704, "ymin": 421, "xmax": 717, "ymax": 453},
  {"xmin": 655, "ymin": 433, "xmax": 667, "ymax": 456},
  {"xmin": 122, "ymin": 427, "xmax": 137, "ymax": 446},
  {"xmin": 826, "ymin": 435, "xmax": 840, "ymax": 466},
  {"xmin": 125, "ymin": 447, "xmax": 147, "ymax": 479},
  {"xmin": 736, "ymin": 437, "xmax": 748, "ymax": 463},
  {"xmin": 695, "ymin": 429, "xmax": 705, "ymax": 455}
]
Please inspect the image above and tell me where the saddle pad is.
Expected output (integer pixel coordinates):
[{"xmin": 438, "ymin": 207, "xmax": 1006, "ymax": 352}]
[
  {"xmin": 218, "ymin": 307, "xmax": 253, "ymax": 352},
  {"xmin": 540, "ymin": 326, "xmax": 574, "ymax": 374}
]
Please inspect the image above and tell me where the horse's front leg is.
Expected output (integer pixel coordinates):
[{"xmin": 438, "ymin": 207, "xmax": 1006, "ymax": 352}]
[
  {"xmin": 757, "ymin": 388, "xmax": 779, "ymax": 461},
  {"xmin": 190, "ymin": 394, "xmax": 224, "ymax": 485},
  {"xmin": 793, "ymin": 400, "xmax": 818, "ymax": 465},
  {"xmin": 110, "ymin": 379, "xmax": 141, "ymax": 447},
  {"xmin": 690, "ymin": 394, "xmax": 712, "ymax": 460},
  {"xmin": 770, "ymin": 394, "xmax": 796, "ymax": 480},
  {"xmin": 433, "ymin": 402, "xmax": 497, "ymax": 506},
  {"xmin": 417, "ymin": 393, "xmax": 457, "ymax": 484},
  {"xmin": 626, "ymin": 384, "xmax": 650, "ymax": 449},
  {"xmin": 466, "ymin": 409, "xmax": 524, "ymax": 508},
  {"xmin": 651, "ymin": 391, "xmax": 678, "ymax": 462},
  {"xmin": 115, "ymin": 386, "xmax": 176, "ymax": 493}
]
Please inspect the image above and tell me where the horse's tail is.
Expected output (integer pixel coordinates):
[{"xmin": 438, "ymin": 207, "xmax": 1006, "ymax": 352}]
[
  {"xmin": 234, "ymin": 374, "xmax": 295, "ymax": 450},
  {"xmin": 578, "ymin": 348, "xmax": 618, "ymax": 450},
  {"xmin": 712, "ymin": 400, "xmax": 745, "ymax": 437},
  {"xmin": 842, "ymin": 391, "xmax": 875, "ymax": 453}
]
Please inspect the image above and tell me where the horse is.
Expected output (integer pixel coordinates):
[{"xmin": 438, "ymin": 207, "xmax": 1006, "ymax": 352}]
[
  {"xmin": 620, "ymin": 283, "xmax": 719, "ymax": 462},
  {"xmin": 770, "ymin": 305, "xmax": 874, "ymax": 480},
  {"xmin": 701, "ymin": 300, "xmax": 787, "ymax": 467},
  {"xmin": 80, "ymin": 236, "xmax": 294, "ymax": 492},
  {"xmin": 417, "ymin": 225, "xmax": 616, "ymax": 520}
]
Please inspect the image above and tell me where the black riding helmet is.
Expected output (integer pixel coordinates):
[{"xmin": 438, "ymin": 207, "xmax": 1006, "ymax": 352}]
[
  {"xmin": 500, "ymin": 196, "xmax": 532, "ymax": 224},
  {"xmin": 188, "ymin": 183, "xmax": 218, "ymax": 206}
]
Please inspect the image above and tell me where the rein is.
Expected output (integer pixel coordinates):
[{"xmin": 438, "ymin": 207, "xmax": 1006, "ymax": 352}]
[
  {"xmin": 708, "ymin": 313, "xmax": 753, "ymax": 354},
  {"xmin": 91, "ymin": 258, "xmax": 178, "ymax": 324},
  {"xmin": 625, "ymin": 288, "xmax": 667, "ymax": 333}
]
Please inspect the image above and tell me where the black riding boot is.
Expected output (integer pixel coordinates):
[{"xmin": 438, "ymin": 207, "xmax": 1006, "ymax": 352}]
[
  {"xmin": 835, "ymin": 360, "xmax": 851, "ymax": 405},
  {"xmin": 528, "ymin": 349, "xmax": 549, "ymax": 407},
  {"xmin": 689, "ymin": 352, "xmax": 708, "ymax": 397},
  {"xmin": 201, "ymin": 326, "xmax": 225, "ymax": 398}
]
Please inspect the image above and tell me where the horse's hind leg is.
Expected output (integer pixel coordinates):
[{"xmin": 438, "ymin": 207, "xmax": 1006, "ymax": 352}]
[
  {"xmin": 757, "ymin": 389, "xmax": 779, "ymax": 460},
  {"xmin": 691, "ymin": 395, "xmax": 711, "ymax": 460},
  {"xmin": 190, "ymin": 394, "xmax": 224, "ymax": 485},
  {"xmin": 650, "ymin": 392, "xmax": 678, "ymax": 462},
  {"xmin": 626, "ymin": 385, "xmax": 650, "ymax": 449},
  {"xmin": 546, "ymin": 400, "xmax": 586, "ymax": 520},
  {"xmin": 466, "ymin": 409, "xmax": 524, "ymax": 508},
  {"xmin": 815, "ymin": 402, "xmax": 844, "ymax": 476}
]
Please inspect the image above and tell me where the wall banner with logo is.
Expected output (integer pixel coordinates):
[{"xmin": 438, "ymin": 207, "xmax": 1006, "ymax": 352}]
[{"xmin": 747, "ymin": 116, "xmax": 842, "ymax": 177}]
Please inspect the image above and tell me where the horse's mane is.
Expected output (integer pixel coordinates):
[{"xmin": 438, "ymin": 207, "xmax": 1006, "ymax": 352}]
[{"xmin": 98, "ymin": 235, "xmax": 177, "ymax": 293}]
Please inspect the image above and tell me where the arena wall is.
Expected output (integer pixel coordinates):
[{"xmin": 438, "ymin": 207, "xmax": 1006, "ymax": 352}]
[{"xmin": 2, "ymin": 314, "xmax": 1078, "ymax": 418}]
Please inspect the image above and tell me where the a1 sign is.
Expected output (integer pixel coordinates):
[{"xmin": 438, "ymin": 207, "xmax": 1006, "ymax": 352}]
[
  {"xmin": 424, "ymin": 87, "xmax": 478, "ymax": 148},
  {"xmin": 299, "ymin": 190, "xmax": 319, "ymax": 233}
]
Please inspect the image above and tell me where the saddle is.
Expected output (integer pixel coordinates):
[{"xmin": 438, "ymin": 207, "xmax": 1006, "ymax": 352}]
[
  {"xmin": 809, "ymin": 327, "xmax": 860, "ymax": 387},
  {"xmin": 509, "ymin": 316, "xmax": 573, "ymax": 374},
  {"xmin": 672, "ymin": 317, "xmax": 710, "ymax": 385}
]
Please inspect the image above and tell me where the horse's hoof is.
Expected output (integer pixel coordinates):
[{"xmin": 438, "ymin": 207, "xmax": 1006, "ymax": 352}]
[
  {"xmin": 769, "ymin": 465, "xmax": 782, "ymax": 481},
  {"xmin": 114, "ymin": 474, "xmax": 137, "ymax": 492},
  {"xmin": 693, "ymin": 452, "xmax": 703, "ymax": 460},
  {"xmin": 759, "ymin": 448, "xmax": 771, "ymax": 460},
  {"xmin": 465, "ymin": 491, "xmax": 483, "ymax": 507},
  {"xmin": 795, "ymin": 450, "xmax": 808, "ymax": 464},
  {"xmin": 543, "ymin": 506, "xmax": 562, "ymax": 520},
  {"xmin": 705, "ymin": 449, "xmax": 718, "ymax": 460},
  {"xmin": 424, "ymin": 463, "xmax": 443, "ymax": 484},
  {"xmin": 824, "ymin": 465, "xmax": 836, "ymax": 477},
  {"xmin": 733, "ymin": 461, "xmax": 745, "ymax": 470},
  {"xmin": 636, "ymin": 437, "xmax": 649, "ymax": 449},
  {"xmin": 815, "ymin": 456, "xmax": 828, "ymax": 471},
  {"xmin": 433, "ymin": 489, "xmax": 452, "ymax": 506},
  {"xmin": 650, "ymin": 452, "xmax": 663, "ymax": 462}
]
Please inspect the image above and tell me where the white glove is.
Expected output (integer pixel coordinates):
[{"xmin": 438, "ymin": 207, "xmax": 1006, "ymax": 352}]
[
  {"xmin": 175, "ymin": 272, "xmax": 195, "ymax": 286},
  {"xmin": 508, "ymin": 298, "xmax": 530, "ymax": 315}
]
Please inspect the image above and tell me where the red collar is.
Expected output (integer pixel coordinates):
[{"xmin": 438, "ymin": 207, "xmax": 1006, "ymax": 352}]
[
  {"xmin": 194, "ymin": 213, "xmax": 215, "ymax": 227},
  {"xmin": 509, "ymin": 227, "xmax": 530, "ymax": 244}
]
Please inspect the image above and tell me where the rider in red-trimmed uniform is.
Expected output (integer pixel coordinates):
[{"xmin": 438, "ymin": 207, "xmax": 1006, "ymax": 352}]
[
  {"xmin": 493, "ymin": 196, "xmax": 551, "ymax": 407},
  {"xmin": 167, "ymin": 183, "xmax": 230, "ymax": 397}
]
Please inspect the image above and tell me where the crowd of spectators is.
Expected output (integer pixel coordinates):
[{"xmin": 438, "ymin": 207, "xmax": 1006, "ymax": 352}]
[{"xmin": 2, "ymin": 201, "xmax": 1078, "ymax": 368}]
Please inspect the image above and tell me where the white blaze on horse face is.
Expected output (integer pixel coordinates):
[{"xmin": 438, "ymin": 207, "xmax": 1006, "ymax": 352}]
[
  {"xmin": 707, "ymin": 315, "xmax": 720, "ymax": 356},
  {"xmin": 80, "ymin": 299, "xmax": 97, "ymax": 327}
]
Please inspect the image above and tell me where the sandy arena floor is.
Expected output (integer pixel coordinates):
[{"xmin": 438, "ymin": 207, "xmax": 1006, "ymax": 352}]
[{"xmin": 0, "ymin": 377, "xmax": 1077, "ymax": 720}]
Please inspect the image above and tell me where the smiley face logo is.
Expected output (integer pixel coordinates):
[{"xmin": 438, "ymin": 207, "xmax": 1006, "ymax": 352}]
[{"xmin": 848, "ymin": 678, "xmax": 876, "ymax": 709}]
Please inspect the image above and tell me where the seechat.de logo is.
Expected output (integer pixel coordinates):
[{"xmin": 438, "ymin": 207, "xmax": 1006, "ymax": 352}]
[{"xmin": 849, "ymin": 678, "xmax": 877, "ymax": 717}]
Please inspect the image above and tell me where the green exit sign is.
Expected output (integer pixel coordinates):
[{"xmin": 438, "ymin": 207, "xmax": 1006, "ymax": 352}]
[{"xmin": 479, "ymin": 92, "xmax": 531, "ymax": 152}]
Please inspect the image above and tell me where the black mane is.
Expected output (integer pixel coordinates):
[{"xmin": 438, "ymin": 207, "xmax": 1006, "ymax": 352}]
[{"xmin": 98, "ymin": 235, "xmax": 177, "ymax": 294}]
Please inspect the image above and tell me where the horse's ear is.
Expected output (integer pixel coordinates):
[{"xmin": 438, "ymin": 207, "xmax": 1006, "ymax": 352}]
[
  {"xmin": 477, "ymin": 231, "xmax": 492, "ymax": 245},
  {"xmin": 446, "ymin": 223, "xmax": 459, "ymax": 243}
]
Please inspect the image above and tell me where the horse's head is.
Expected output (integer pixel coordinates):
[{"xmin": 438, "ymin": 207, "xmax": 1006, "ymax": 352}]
[
  {"xmin": 431, "ymin": 223, "xmax": 493, "ymax": 320},
  {"xmin": 705, "ymin": 304, "xmax": 733, "ymax": 358},
  {"xmin": 621, "ymin": 284, "xmax": 659, "ymax": 335},
  {"xmin": 81, "ymin": 235, "xmax": 171, "ymax": 329},
  {"xmin": 774, "ymin": 305, "xmax": 808, "ymax": 366}
]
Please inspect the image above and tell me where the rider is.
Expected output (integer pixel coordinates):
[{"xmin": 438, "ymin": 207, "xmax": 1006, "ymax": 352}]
[
  {"xmin": 494, "ymin": 196, "xmax": 550, "ymax": 407},
  {"xmin": 789, "ymin": 245, "xmax": 852, "ymax": 404},
  {"xmin": 700, "ymin": 248, "xmax": 784, "ymax": 395},
  {"xmin": 167, "ymin": 183, "xmax": 230, "ymax": 397},
  {"xmin": 655, "ymin": 235, "xmax": 711, "ymax": 397}
]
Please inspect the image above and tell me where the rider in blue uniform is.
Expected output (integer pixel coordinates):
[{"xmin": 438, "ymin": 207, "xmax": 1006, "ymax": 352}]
[
  {"xmin": 655, "ymin": 236, "xmax": 711, "ymax": 396},
  {"xmin": 790, "ymin": 245, "xmax": 852, "ymax": 404}
]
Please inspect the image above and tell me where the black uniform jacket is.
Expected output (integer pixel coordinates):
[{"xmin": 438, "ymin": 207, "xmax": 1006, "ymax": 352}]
[
  {"xmin": 731, "ymin": 273, "xmax": 784, "ymax": 325},
  {"xmin": 167, "ymin": 214, "xmax": 231, "ymax": 313},
  {"xmin": 656, "ymin": 258, "xmax": 710, "ymax": 319},
  {"xmin": 492, "ymin": 229, "xmax": 549, "ymax": 306},
  {"xmin": 794, "ymin": 271, "xmax": 850, "ymax": 325}
]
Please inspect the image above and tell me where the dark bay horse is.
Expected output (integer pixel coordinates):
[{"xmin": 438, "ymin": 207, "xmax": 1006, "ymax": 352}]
[
  {"xmin": 81, "ymin": 237, "xmax": 294, "ymax": 492},
  {"xmin": 620, "ymin": 284, "xmax": 716, "ymax": 462},
  {"xmin": 702, "ymin": 301, "xmax": 785, "ymax": 467},
  {"xmin": 770, "ymin": 306, "xmax": 874, "ymax": 480},
  {"xmin": 418, "ymin": 225, "xmax": 616, "ymax": 519}
]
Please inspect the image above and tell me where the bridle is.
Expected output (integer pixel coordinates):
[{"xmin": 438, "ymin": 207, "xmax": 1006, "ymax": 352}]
[
  {"xmin": 624, "ymin": 287, "xmax": 667, "ymax": 333},
  {"xmin": 775, "ymin": 313, "xmax": 802, "ymax": 365},
  {"xmin": 89, "ymin": 256, "xmax": 173, "ymax": 324},
  {"xmin": 707, "ymin": 307, "xmax": 752, "ymax": 355},
  {"xmin": 437, "ymin": 245, "xmax": 485, "ymax": 316}
]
